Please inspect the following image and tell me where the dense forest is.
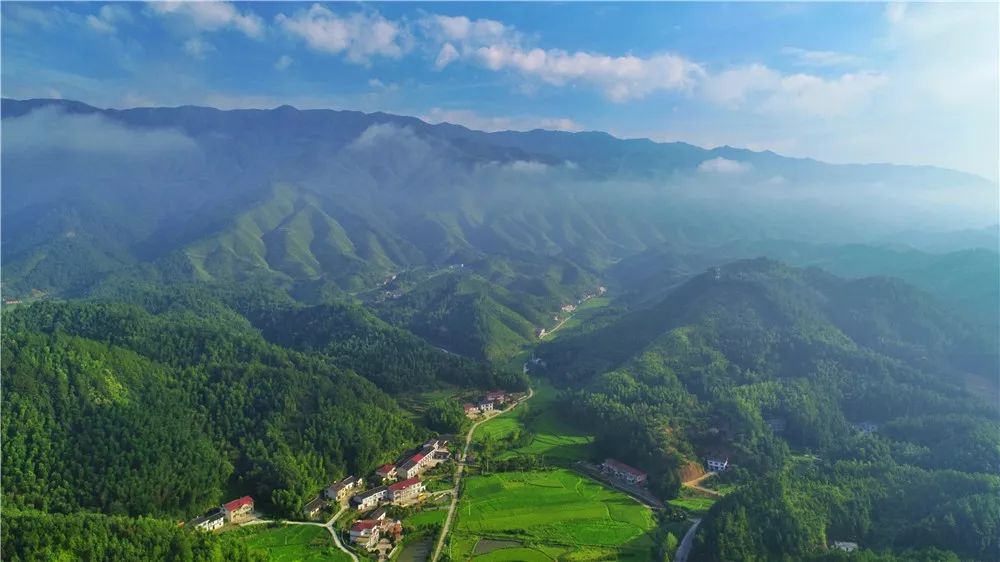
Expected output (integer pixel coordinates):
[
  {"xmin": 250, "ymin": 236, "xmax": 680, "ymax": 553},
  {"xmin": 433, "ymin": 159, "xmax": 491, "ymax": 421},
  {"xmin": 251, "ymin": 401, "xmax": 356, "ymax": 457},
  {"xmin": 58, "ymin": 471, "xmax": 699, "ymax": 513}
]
[{"xmin": 541, "ymin": 259, "xmax": 1000, "ymax": 561}]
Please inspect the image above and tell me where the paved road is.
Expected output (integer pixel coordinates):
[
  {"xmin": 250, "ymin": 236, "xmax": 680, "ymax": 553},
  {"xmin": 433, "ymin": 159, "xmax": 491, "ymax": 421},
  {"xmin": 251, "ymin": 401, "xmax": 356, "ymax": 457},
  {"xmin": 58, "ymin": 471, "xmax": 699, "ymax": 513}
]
[
  {"xmin": 430, "ymin": 387, "xmax": 535, "ymax": 562},
  {"xmin": 241, "ymin": 505, "xmax": 358, "ymax": 562},
  {"xmin": 675, "ymin": 518, "xmax": 702, "ymax": 562}
]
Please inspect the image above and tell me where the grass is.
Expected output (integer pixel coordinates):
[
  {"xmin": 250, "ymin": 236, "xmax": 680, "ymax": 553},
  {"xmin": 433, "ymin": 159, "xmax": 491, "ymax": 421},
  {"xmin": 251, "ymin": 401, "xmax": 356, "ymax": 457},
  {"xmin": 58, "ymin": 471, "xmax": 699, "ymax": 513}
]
[
  {"xmin": 474, "ymin": 379, "xmax": 594, "ymax": 464},
  {"xmin": 447, "ymin": 469, "xmax": 657, "ymax": 561},
  {"xmin": 405, "ymin": 508, "xmax": 448, "ymax": 529},
  {"xmin": 668, "ymin": 496, "xmax": 717, "ymax": 515},
  {"xmin": 232, "ymin": 524, "xmax": 353, "ymax": 562}
]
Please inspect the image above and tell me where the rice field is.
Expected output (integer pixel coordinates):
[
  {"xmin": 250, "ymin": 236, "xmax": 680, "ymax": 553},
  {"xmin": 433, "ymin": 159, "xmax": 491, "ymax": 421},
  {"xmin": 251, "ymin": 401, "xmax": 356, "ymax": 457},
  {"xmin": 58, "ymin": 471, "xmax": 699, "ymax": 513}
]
[{"xmin": 233, "ymin": 523, "xmax": 352, "ymax": 562}]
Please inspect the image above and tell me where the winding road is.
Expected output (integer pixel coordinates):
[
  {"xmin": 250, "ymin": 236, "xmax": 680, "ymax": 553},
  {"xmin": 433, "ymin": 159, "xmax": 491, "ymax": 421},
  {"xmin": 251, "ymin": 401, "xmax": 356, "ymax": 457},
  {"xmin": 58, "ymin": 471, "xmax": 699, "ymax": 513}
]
[
  {"xmin": 674, "ymin": 518, "xmax": 702, "ymax": 562},
  {"xmin": 430, "ymin": 386, "xmax": 535, "ymax": 562}
]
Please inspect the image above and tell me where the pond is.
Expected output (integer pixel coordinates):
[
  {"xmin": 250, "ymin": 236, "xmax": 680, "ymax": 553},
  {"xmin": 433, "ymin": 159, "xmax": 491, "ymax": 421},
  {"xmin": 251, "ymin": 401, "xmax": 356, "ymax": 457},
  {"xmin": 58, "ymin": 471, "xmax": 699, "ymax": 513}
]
[{"xmin": 396, "ymin": 537, "xmax": 432, "ymax": 562}]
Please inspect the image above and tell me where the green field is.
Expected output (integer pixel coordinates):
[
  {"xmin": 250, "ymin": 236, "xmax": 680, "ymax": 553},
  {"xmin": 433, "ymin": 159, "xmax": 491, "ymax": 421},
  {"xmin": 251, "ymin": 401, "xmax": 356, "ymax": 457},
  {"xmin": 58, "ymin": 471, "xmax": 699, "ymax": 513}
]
[
  {"xmin": 233, "ymin": 524, "xmax": 353, "ymax": 562},
  {"xmin": 448, "ymin": 469, "xmax": 657, "ymax": 561},
  {"xmin": 541, "ymin": 296, "xmax": 611, "ymax": 341},
  {"xmin": 475, "ymin": 380, "xmax": 594, "ymax": 463}
]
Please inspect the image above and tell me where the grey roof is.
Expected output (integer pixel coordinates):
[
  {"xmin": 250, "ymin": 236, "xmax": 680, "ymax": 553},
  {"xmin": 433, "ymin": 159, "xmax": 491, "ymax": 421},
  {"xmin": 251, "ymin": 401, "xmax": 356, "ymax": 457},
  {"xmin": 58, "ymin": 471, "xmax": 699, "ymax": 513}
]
[{"xmin": 353, "ymin": 485, "xmax": 388, "ymax": 501}]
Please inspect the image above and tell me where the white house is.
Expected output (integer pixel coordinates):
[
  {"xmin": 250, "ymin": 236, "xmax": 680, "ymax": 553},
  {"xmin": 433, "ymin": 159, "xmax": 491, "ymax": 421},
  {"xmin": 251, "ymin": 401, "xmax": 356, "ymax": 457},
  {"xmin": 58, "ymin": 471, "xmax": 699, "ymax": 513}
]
[{"xmin": 706, "ymin": 457, "xmax": 729, "ymax": 472}]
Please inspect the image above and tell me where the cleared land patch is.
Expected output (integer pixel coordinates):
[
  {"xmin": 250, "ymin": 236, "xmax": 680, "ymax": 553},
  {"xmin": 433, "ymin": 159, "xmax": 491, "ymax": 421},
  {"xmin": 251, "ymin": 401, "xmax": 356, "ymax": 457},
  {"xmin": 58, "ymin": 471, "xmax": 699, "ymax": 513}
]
[{"xmin": 448, "ymin": 469, "xmax": 657, "ymax": 561}]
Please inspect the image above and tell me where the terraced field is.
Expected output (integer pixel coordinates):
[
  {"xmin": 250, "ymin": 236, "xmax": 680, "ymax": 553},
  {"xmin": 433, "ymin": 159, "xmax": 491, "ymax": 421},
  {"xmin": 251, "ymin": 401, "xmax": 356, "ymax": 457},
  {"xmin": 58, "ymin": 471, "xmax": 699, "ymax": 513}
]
[{"xmin": 447, "ymin": 469, "xmax": 657, "ymax": 561}]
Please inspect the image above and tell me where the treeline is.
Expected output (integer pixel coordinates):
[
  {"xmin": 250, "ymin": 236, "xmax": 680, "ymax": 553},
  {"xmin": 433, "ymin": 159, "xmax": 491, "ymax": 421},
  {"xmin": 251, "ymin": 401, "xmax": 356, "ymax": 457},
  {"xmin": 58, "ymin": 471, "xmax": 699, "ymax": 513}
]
[
  {"xmin": 3, "ymin": 301, "xmax": 422, "ymax": 519},
  {"xmin": 3, "ymin": 510, "xmax": 266, "ymax": 562}
]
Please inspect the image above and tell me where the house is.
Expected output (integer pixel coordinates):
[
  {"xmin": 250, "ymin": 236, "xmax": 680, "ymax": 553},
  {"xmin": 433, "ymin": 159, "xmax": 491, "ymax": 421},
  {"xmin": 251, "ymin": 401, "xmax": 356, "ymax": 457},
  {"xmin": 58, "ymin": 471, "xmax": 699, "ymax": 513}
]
[
  {"xmin": 423, "ymin": 437, "xmax": 448, "ymax": 450},
  {"xmin": 350, "ymin": 519, "xmax": 381, "ymax": 549},
  {"xmin": 485, "ymin": 390, "xmax": 506, "ymax": 404},
  {"xmin": 326, "ymin": 475, "xmax": 363, "ymax": 501},
  {"xmin": 350, "ymin": 516, "xmax": 404, "ymax": 551},
  {"xmin": 600, "ymin": 458, "xmax": 648, "ymax": 485},
  {"xmin": 396, "ymin": 457, "xmax": 422, "ymax": 479},
  {"xmin": 388, "ymin": 477, "xmax": 425, "ymax": 505},
  {"xmin": 706, "ymin": 457, "xmax": 729, "ymax": 472},
  {"xmin": 190, "ymin": 508, "xmax": 226, "ymax": 532},
  {"xmin": 832, "ymin": 541, "xmax": 859, "ymax": 552},
  {"xmin": 351, "ymin": 485, "xmax": 389, "ymax": 510},
  {"xmin": 369, "ymin": 507, "xmax": 387, "ymax": 520},
  {"xmin": 477, "ymin": 400, "xmax": 495, "ymax": 413},
  {"xmin": 302, "ymin": 496, "xmax": 327, "ymax": 518},
  {"xmin": 222, "ymin": 496, "xmax": 254, "ymax": 522},
  {"xmin": 463, "ymin": 403, "xmax": 478, "ymax": 417},
  {"xmin": 433, "ymin": 450, "xmax": 451, "ymax": 461},
  {"xmin": 375, "ymin": 464, "xmax": 397, "ymax": 480}
]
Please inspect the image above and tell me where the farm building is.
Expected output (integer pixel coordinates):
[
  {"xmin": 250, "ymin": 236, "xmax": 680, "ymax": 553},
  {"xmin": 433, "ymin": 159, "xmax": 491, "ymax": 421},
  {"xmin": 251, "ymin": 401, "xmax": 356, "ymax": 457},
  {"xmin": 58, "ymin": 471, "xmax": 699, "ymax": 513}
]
[
  {"xmin": 190, "ymin": 508, "xmax": 225, "ymax": 532},
  {"xmin": 325, "ymin": 475, "xmax": 363, "ymax": 501},
  {"xmin": 706, "ymin": 457, "xmax": 729, "ymax": 472},
  {"xmin": 351, "ymin": 485, "xmax": 389, "ymax": 510},
  {"xmin": 222, "ymin": 496, "xmax": 254, "ymax": 522},
  {"xmin": 388, "ymin": 477, "xmax": 425, "ymax": 504},
  {"xmin": 302, "ymin": 496, "xmax": 327, "ymax": 518},
  {"xmin": 600, "ymin": 458, "xmax": 648, "ymax": 485},
  {"xmin": 375, "ymin": 464, "xmax": 397, "ymax": 480}
]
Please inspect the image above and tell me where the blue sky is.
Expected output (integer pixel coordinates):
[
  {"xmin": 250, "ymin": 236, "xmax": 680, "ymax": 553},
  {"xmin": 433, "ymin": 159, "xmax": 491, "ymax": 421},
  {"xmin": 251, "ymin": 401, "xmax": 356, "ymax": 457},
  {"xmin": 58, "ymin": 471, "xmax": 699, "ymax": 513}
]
[{"xmin": 2, "ymin": 2, "xmax": 997, "ymax": 180}]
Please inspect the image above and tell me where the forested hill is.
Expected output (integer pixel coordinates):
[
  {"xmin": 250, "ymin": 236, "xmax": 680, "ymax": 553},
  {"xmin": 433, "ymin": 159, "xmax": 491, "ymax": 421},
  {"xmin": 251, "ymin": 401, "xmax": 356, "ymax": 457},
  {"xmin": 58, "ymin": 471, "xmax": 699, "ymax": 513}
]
[
  {"xmin": 538, "ymin": 258, "xmax": 999, "ymax": 561},
  {"xmin": 2, "ymin": 300, "xmax": 424, "ymax": 519}
]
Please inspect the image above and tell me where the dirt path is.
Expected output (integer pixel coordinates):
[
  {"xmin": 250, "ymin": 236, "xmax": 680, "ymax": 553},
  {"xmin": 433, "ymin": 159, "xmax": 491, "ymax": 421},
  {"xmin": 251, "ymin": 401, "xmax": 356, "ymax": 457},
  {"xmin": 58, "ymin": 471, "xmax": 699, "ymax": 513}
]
[
  {"xmin": 430, "ymin": 387, "xmax": 535, "ymax": 562},
  {"xmin": 683, "ymin": 472, "xmax": 722, "ymax": 497}
]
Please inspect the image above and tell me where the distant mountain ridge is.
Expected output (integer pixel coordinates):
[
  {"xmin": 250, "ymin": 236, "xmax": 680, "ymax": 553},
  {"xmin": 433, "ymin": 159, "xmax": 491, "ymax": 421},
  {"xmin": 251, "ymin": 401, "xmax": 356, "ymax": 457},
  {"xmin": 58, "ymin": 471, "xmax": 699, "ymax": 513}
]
[{"xmin": 3, "ymin": 97, "xmax": 995, "ymax": 307}]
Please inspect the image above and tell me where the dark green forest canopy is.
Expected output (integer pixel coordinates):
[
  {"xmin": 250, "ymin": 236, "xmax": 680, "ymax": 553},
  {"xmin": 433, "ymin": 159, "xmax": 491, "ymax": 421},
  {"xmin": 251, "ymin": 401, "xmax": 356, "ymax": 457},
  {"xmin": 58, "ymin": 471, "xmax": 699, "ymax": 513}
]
[{"xmin": 541, "ymin": 259, "xmax": 1000, "ymax": 560}]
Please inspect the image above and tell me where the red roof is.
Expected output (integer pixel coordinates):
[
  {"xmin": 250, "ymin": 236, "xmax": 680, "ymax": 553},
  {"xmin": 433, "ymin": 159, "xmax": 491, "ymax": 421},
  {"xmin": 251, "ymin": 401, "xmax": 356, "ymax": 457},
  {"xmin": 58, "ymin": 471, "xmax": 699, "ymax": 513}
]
[
  {"xmin": 351, "ymin": 520, "xmax": 378, "ymax": 532},
  {"xmin": 463, "ymin": 403, "xmax": 476, "ymax": 411},
  {"xmin": 603, "ymin": 458, "xmax": 647, "ymax": 478},
  {"xmin": 410, "ymin": 453, "xmax": 426, "ymax": 463},
  {"xmin": 223, "ymin": 496, "xmax": 254, "ymax": 512},
  {"xmin": 376, "ymin": 463, "xmax": 395, "ymax": 474},
  {"xmin": 388, "ymin": 477, "xmax": 421, "ymax": 492}
]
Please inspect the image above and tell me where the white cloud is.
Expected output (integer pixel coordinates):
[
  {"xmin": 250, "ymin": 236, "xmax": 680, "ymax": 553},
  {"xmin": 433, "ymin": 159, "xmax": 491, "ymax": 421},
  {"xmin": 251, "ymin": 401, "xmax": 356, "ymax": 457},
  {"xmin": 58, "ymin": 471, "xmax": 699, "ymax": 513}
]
[
  {"xmin": 183, "ymin": 37, "xmax": 215, "ymax": 59},
  {"xmin": 3, "ymin": 107, "xmax": 197, "ymax": 154},
  {"xmin": 148, "ymin": 1, "xmax": 263, "ymax": 38},
  {"xmin": 703, "ymin": 64, "xmax": 886, "ymax": 117},
  {"xmin": 85, "ymin": 4, "xmax": 132, "ymax": 34},
  {"xmin": 698, "ymin": 157, "xmax": 751, "ymax": 174},
  {"xmin": 781, "ymin": 47, "xmax": 864, "ymax": 68},
  {"xmin": 274, "ymin": 55, "xmax": 293, "ymax": 71},
  {"xmin": 276, "ymin": 5, "xmax": 409, "ymax": 64},
  {"xmin": 420, "ymin": 14, "xmax": 702, "ymax": 101},
  {"xmin": 435, "ymin": 43, "xmax": 460, "ymax": 69},
  {"xmin": 422, "ymin": 108, "xmax": 583, "ymax": 133}
]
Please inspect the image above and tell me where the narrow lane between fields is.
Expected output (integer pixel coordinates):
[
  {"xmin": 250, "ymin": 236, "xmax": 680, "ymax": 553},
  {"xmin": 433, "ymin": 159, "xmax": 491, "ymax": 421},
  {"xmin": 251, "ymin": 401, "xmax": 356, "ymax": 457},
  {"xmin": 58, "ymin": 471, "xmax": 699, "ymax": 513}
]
[{"xmin": 430, "ymin": 385, "xmax": 535, "ymax": 562}]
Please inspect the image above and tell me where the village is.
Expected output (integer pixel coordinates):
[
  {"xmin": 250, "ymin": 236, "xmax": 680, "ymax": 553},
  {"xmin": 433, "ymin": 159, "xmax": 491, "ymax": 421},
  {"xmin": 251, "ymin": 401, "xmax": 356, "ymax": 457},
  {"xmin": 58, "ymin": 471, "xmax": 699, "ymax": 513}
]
[{"xmin": 185, "ymin": 435, "xmax": 455, "ymax": 560}]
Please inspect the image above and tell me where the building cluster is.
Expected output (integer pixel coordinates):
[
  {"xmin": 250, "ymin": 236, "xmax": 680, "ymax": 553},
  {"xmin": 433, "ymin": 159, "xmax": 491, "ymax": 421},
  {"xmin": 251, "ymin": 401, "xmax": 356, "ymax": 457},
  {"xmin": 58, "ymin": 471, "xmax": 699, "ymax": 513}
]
[
  {"xmin": 463, "ymin": 390, "xmax": 508, "ymax": 418},
  {"xmin": 189, "ymin": 495, "xmax": 255, "ymax": 532},
  {"xmin": 350, "ymin": 437, "xmax": 448, "ymax": 510},
  {"xmin": 600, "ymin": 458, "xmax": 648, "ymax": 486},
  {"xmin": 349, "ymin": 507, "xmax": 403, "ymax": 551}
]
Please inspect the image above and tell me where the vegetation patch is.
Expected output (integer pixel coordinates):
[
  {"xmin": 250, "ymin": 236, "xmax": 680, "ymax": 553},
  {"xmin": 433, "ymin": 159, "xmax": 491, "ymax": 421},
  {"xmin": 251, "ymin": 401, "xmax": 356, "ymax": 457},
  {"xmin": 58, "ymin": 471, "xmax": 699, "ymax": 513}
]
[
  {"xmin": 232, "ymin": 524, "xmax": 351, "ymax": 562},
  {"xmin": 449, "ymin": 469, "xmax": 657, "ymax": 560}
]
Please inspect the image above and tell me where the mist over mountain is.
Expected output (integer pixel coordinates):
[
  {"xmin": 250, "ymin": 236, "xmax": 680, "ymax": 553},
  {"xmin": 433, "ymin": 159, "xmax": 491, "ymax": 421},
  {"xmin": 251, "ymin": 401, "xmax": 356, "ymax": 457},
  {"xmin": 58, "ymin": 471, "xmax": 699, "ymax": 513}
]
[{"xmin": 2, "ymin": 98, "xmax": 996, "ymax": 303}]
